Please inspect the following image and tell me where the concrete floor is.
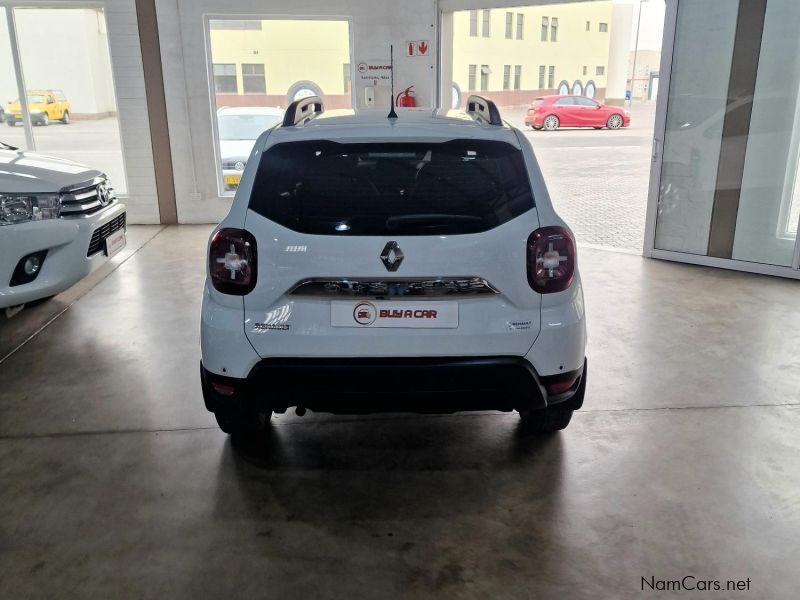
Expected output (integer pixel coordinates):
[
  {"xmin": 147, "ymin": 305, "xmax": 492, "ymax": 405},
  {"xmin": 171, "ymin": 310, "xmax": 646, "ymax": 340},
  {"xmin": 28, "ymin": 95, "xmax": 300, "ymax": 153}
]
[{"xmin": 1, "ymin": 225, "xmax": 799, "ymax": 598}]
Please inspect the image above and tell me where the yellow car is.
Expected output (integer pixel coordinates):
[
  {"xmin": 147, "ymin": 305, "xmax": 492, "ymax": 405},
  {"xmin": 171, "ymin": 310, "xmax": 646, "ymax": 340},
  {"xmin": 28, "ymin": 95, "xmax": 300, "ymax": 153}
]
[{"xmin": 6, "ymin": 90, "xmax": 71, "ymax": 127}]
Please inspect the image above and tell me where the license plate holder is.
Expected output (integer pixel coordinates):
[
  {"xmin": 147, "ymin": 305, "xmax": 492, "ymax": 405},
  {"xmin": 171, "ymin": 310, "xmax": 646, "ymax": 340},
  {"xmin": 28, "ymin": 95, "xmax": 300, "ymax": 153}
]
[
  {"xmin": 331, "ymin": 301, "xmax": 458, "ymax": 328},
  {"xmin": 105, "ymin": 228, "xmax": 126, "ymax": 257},
  {"xmin": 224, "ymin": 174, "xmax": 241, "ymax": 187}
]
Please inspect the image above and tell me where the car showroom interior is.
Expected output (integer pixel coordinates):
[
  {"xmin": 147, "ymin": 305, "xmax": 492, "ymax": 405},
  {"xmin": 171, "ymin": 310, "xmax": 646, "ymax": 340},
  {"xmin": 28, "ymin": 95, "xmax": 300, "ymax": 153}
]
[{"xmin": 0, "ymin": 0, "xmax": 798, "ymax": 597}]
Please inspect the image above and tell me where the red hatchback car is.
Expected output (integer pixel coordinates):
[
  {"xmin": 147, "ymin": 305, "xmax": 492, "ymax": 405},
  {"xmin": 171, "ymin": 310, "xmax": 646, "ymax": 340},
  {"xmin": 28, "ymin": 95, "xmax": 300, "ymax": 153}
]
[{"xmin": 525, "ymin": 95, "xmax": 630, "ymax": 131}]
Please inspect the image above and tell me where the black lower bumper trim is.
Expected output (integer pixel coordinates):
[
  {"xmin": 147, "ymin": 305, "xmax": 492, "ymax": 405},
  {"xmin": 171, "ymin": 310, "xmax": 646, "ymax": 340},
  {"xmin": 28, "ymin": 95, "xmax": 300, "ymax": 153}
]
[{"xmin": 201, "ymin": 356, "xmax": 586, "ymax": 416}]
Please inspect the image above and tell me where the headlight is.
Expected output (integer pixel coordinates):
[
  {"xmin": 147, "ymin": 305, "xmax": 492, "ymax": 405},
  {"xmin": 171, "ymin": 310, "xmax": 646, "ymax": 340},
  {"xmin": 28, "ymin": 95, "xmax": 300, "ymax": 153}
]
[
  {"xmin": 30, "ymin": 109, "xmax": 42, "ymax": 114},
  {"xmin": 0, "ymin": 194, "xmax": 61, "ymax": 225}
]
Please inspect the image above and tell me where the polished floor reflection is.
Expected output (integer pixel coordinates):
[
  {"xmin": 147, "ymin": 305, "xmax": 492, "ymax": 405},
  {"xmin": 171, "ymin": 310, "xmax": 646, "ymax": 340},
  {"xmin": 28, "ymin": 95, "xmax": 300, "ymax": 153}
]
[{"xmin": 0, "ymin": 226, "xmax": 798, "ymax": 598}]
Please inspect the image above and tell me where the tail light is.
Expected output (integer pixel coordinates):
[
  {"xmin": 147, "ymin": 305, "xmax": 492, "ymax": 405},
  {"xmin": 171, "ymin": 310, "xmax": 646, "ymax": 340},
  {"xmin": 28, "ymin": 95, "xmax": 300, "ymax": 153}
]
[
  {"xmin": 209, "ymin": 228, "xmax": 257, "ymax": 295},
  {"xmin": 527, "ymin": 226, "xmax": 575, "ymax": 293},
  {"xmin": 547, "ymin": 377, "xmax": 579, "ymax": 395}
]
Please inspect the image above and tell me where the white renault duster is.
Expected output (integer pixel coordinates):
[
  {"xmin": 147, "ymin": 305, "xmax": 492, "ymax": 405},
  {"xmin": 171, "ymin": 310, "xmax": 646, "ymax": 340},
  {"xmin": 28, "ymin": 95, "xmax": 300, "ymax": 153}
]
[
  {"xmin": 0, "ymin": 141, "xmax": 126, "ymax": 315},
  {"xmin": 200, "ymin": 97, "xmax": 586, "ymax": 435}
]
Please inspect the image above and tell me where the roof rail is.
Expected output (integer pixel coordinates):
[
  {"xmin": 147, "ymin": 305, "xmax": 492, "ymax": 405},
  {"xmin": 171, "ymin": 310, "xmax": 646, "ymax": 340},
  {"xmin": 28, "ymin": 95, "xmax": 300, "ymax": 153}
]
[
  {"xmin": 465, "ymin": 95, "xmax": 503, "ymax": 126},
  {"xmin": 282, "ymin": 96, "xmax": 324, "ymax": 127}
]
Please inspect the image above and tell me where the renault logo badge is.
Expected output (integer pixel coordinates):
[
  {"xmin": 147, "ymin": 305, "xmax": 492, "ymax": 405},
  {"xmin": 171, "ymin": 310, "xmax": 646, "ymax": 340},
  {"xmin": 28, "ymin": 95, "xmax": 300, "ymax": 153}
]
[{"xmin": 380, "ymin": 241, "xmax": 404, "ymax": 272}]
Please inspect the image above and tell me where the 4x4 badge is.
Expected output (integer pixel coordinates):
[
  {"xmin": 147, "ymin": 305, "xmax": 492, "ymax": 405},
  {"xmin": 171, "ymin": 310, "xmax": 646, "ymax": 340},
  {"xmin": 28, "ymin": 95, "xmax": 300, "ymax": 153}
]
[{"xmin": 380, "ymin": 241, "xmax": 404, "ymax": 272}]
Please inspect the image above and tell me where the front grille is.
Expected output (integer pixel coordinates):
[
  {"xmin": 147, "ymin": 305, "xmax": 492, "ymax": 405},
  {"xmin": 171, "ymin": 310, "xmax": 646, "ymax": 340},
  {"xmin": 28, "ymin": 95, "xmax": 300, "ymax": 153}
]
[
  {"xmin": 87, "ymin": 213, "xmax": 126, "ymax": 257},
  {"xmin": 60, "ymin": 179, "xmax": 116, "ymax": 216}
]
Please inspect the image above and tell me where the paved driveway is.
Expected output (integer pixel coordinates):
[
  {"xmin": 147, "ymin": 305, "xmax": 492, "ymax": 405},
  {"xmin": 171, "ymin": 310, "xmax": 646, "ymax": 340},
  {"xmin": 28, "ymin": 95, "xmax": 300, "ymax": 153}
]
[{"xmin": 506, "ymin": 102, "xmax": 656, "ymax": 252}]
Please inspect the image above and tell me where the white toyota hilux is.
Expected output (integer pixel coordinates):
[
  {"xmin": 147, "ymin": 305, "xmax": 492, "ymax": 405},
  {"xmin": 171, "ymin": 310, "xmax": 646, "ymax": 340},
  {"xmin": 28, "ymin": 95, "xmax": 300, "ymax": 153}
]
[
  {"xmin": 0, "ymin": 141, "xmax": 126, "ymax": 316},
  {"xmin": 201, "ymin": 97, "xmax": 586, "ymax": 435}
]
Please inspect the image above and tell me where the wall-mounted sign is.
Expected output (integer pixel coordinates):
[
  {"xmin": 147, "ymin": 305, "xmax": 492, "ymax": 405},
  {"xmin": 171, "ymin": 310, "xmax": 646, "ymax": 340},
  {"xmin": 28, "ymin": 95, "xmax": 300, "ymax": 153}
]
[
  {"xmin": 357, "ymin": 60, "xmax": 392, "ymax": 86},
  {"xmin": 405, "ymin": 40, "xmax": 430, "ymax": 57}
]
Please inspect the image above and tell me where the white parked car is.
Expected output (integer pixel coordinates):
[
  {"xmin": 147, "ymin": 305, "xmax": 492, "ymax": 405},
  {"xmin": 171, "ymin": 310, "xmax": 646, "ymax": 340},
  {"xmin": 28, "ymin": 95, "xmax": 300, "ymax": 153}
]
[
  {"xmin": 217, "ymin": 106, "xmax": 284, "ymax": 191},
  {"xmin": 0, "ymin": 141, "xmax": 126, "ymax": 316},
  {"xmin": 200, "ymin": 97, "xmax": 587, "ymax": 435}
]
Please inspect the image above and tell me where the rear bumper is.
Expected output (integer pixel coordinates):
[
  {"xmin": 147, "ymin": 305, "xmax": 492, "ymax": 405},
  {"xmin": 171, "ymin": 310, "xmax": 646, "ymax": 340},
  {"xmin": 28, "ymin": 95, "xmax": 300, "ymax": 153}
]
[{"xmin": 201, "ymin": 356, "xmax": 586, "ymax": 416}]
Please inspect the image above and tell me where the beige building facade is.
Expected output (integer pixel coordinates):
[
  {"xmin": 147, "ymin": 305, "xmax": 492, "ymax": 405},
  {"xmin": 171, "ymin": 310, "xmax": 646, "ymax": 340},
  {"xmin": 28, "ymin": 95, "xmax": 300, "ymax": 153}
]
[
  {"xmin": 452, "ymin": 1, "xmax": 614, "ymax": 107},
  {"xmin": 208, "ymin": 19, "xmax": 352, "ymax": 110}
]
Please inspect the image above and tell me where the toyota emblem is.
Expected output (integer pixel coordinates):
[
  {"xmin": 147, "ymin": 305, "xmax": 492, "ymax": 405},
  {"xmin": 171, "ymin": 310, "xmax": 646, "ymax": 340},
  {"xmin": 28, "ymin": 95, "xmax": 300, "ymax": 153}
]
[{"xmin": 97, "ymin": 184, "xmax": 110, "ymax": 207}]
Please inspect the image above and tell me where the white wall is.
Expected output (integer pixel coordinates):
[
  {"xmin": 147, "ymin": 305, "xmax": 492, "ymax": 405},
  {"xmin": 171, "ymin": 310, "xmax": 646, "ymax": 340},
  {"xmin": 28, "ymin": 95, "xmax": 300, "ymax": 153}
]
[
  {"xmin": 104, "ymin": 0, "xmax": 160, "ymax": 223},
  {"xmin": 606, "ymin": 2, "xmax": 632, "ymax": 102},
  {"xmin": 157, "ymin": 0, "xmax": 436, "ymax": 223}
]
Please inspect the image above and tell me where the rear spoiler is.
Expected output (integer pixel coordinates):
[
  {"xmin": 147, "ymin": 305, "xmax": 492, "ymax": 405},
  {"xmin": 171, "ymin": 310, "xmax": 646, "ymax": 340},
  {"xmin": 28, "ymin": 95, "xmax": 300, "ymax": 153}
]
[
  {"xmin": 282, "ymin": 96, "xmax": 324, "ymax": 127},
  {"xmin": 466, "ymin": 95, "xmax": 503, "ymax": 126}
]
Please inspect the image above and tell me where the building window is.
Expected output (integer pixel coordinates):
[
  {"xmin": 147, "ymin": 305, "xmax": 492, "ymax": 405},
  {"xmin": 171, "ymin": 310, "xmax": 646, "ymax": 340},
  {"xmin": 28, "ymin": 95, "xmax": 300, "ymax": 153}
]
[
  {"xmin": 541, "ymin": 16, "xmax": 548, "ymax": 41},
  {"xmin": 548, "ymin": 65, "xmax": 555, "ymax": 89},
  {"xmin": 503, "ymin": 65, "xmax": 511, "ymax": 90},
  {"xmin": 505, "ymin": 12, "xmax": 513, "ymax": 39},
  {"xmin": 480, "ymin": 64, "xmax": 490, "ymax": 90},
  {"xmin": 583, "ymin": 66, "xmax": 588, "ymax": 76},
  {"xmin": 482, "ymin": 10, "xmax": 491, "ymax": 37},
  {"xmin": 242, "ymin": 63, "xmax": 265, "ymax": 94},
  {"xmin": 596, "ymin": 66, "xmax": 606, "ymax": 76},
  {"xmin": 468, "ymin": 64, "xmax": 477, "ymax": 90},
  {"xmin": 514, "ymin": 65, "xmax": 522, "ymax": 90},
  {"xmin": 538, "ymin": 65, "xmax": 545, "ymax": 89},
  {"xmin": 586, "ymin": 21, "xmax": 590, "ymax": 31},
  {"xmin": 551, "ymin": 17, "xmax": 558, "ymax": 42},
  {"xmin": 213, "ymin": 63, "xmax": 237, "ymax": 94},
  {"xmin": 469, "ymin": 11, "xmax": 478, "ymax": 36},
  {"xmin": 599, "ymin": 22, "xmax": 608, "ymax": 33},
  {"xmin": 516, "ymin": 14, "xmax": 524, "ymax": 39}
]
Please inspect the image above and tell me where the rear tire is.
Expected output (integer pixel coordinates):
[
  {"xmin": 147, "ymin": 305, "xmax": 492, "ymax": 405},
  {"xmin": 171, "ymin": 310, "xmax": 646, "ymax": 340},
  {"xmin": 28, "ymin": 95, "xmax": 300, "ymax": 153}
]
[
  {"xmin": 214, "ymin": 404, "xmax": 273, "ymax": 436},
  {"xmin": 61, "ymin": 111, "xmax": 70, "ymax": 124},
  {"xmin": 518, "ymin": 405, "xmax": 574, "ymax": 434},
  {"xmin": 7, "ymin": 120, "xmax": 15, "ymax": 127},
  {"xmin": 607, "ymin": 114, "xmax": 623, "ymax": 129},
  {"xmin": 543, "ymin": 115, "xmax": 560, "ymax": 131}
]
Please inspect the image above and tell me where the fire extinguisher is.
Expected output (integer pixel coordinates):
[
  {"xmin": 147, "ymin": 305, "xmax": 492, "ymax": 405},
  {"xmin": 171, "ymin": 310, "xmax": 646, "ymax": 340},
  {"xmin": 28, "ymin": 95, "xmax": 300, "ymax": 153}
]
[{"xmin": 396, "ymin": 85, "xmax": 416, "ymax": 108}]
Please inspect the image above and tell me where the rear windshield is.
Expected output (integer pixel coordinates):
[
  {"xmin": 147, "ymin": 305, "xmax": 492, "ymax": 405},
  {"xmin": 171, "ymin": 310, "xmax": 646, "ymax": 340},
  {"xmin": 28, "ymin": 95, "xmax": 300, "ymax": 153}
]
[
  {"xmin": 248, "ymin": 139, "xmax": 534, "ymax": 236},
  {"xmin": 218, "ymin": 114, "xmax": 282, "ymax": 141},
  {"xmin": 532, "ymin": 98, "xmax": 545, "ymax": 106}
]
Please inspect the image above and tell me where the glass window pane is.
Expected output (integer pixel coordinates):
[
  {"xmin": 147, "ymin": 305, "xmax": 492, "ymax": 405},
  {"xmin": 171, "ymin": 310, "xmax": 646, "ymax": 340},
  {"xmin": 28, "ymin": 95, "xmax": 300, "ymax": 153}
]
[
  {"xmin": 654, "ymin": 0, "xmax": 738, "ymax": 255},
  {"xmin": 731, "ymin": 0, "xmax": 800, "ymax": 266},
  {"xmin": 13, "ymin": 8, "xmax": 127, "ymax": 193},
  {"xmin": 0, "ymin": 13, "xmax": 32, "ymax": 150},
  {"xmin": 248, "ymin": 140, "xmax": 535, "ymax": 236},
  {"xmin": 207, "ymin": 18, "xmax": 352, "ymax": 195}
]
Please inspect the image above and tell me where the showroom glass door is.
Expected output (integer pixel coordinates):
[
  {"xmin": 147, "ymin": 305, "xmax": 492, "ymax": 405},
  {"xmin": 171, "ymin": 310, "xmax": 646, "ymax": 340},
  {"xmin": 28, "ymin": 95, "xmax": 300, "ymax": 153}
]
[{"xmin": 644, "ymin": 0, "xmax": 800, "ymax": 278}]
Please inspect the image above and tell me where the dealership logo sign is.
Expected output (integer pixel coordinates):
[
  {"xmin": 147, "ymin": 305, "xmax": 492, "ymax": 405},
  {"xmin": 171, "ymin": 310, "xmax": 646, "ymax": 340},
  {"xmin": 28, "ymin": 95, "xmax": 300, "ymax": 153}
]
[
  {"xmin": 353, "ymin": 302, "xmax": 377, "ymax": 325},
  {"xmin": 357, "ymin": 60, "xmax": 392, "ymax": 85}
]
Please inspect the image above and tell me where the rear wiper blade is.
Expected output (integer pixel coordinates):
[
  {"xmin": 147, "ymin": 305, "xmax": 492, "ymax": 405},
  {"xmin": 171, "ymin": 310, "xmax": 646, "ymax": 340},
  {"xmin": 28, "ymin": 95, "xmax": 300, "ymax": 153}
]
[
  {"xmin": 0, "ymin": 141, "xmax": 18, "ymax": 150},
  {"xmin": 386, "ymin": 214, "xmax": 483, "ymax": 230}
]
